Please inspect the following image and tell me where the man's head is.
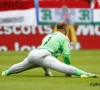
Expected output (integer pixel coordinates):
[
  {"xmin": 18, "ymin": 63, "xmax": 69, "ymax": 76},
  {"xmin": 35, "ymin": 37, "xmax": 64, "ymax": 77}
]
[{"xmin": 57, "ymin": 21, "xmax": 68, "ymax": 35}]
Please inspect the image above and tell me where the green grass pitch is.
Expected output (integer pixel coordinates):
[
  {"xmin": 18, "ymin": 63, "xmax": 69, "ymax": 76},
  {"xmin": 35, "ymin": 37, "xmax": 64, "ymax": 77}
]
[{"xmin": 0, "ymin": 50, "xmax": 100, "ymax": 90}]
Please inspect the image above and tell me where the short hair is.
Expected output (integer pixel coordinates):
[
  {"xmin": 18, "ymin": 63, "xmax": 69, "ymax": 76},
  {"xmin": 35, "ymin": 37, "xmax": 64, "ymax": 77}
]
[{"xmin": 57, "ymin": 21, "xmax": 67, "ymax": 30}]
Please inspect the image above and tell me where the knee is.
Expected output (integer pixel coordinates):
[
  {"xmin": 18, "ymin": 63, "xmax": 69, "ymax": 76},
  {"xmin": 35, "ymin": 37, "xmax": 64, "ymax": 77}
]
[
  {"xmin": 28, "ymin": 52, "xmax": 33, "ymax": 61},
  {"xmin": 28, "ymin": 50, "xmax": 37, "ymax": 62}
]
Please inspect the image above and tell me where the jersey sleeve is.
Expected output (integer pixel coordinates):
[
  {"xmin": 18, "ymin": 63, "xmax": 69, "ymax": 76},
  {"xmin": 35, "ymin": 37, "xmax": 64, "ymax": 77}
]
[{"xmin": 62, "ymin": 37, "xmax": 71, "ymax": 65}]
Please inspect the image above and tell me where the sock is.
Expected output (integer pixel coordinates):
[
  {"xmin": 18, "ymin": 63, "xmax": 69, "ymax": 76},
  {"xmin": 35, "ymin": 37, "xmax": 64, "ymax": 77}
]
[
  {"xmin": 42, "ymin": 67, "xmax": 51, "ymax": 73},
  {"xmin": 44, "ymin": 69, "xmax": 50, "ymax": 74},
  {"xmin": 4, "ymin": 69, "xmax": 11, "ymax": 75},
  {"xmin": 74, "ymin": 68, "xmax": 88, "ymax": 76},
  {"xmin": 42, "ymin": 67, "xmax": 48, "ymax": 71}
]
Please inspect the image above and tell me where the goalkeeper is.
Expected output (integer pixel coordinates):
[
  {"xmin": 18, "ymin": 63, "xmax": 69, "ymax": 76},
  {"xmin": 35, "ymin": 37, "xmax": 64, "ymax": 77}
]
[{"xmin": 2, "ymin": 21, "xmax": 99, "ymax": 78}]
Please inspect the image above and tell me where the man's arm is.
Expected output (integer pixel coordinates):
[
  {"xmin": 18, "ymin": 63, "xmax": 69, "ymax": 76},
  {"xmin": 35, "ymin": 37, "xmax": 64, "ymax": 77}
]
[
  {"xmin": 63, "ymin": 54, "xmax": 71, "ymax": 65},
  {"xmin": 62, "ymin": 38, "xmax": 71, "ymax": 65}
]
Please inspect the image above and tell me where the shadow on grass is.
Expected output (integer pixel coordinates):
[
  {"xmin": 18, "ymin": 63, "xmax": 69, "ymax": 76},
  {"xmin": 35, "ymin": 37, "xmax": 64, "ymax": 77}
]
[{"xmin": 10, "ymin": 75, "xmax": 80, "ymax": 78}]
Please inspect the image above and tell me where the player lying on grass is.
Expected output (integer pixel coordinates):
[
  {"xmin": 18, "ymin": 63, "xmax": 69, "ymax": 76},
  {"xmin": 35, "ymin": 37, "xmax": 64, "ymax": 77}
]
[{"xmin": 2, "ymin": 21, "xmax": 99, "ymax": 78}]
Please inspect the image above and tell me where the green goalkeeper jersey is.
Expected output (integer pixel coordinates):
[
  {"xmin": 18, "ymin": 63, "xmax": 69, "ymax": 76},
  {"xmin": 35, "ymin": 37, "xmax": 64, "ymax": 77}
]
[{"xmin": 37, "ymin": 31, "xmax": 71, "ymax": 65}]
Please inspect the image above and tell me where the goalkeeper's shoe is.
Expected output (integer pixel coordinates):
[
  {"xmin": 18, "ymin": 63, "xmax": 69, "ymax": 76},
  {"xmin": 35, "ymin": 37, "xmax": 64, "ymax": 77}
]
[
  {"xmin": 45, "ymin": 71, "xmax": 53, "ymax": 76},
  {"xmin": 81, "ymin": 73, "xmax": 99, "ymax": 78},
  {"xmin": 2, "ymin": 71, "xmax": 7, "ymax": 76},
  {"xmin": 2, "ymin": 70, "xmax": 11, "ymax": 76}
]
